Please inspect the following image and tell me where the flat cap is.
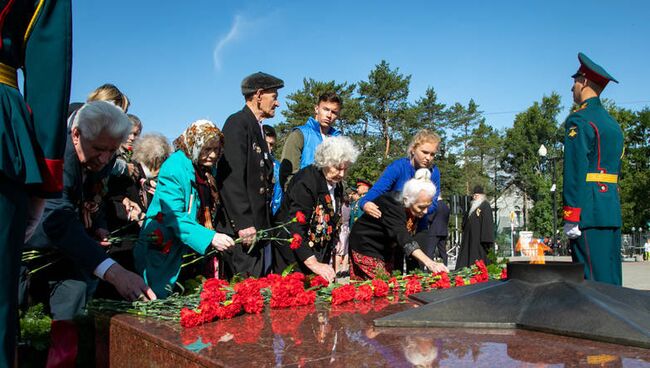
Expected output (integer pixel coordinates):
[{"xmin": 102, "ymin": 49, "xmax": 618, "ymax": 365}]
[
  {"xmin": 241, "ymin": 72, "xmax": 284, "ymax": 95},
  {"xmin": 571, "ymin": 52, "xmax": 618, "ymax": 88}
]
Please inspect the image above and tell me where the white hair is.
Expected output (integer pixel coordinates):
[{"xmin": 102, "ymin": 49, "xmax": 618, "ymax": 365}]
[
  {"xmin": 401, "ymin": 336, "xmax": 438, "ymax": 366},
  {"xmin": 71, "ymin": 100, "xmax": 131, "ymax": 141},
  {"xmin": 132, "ymin": 133, "xmax": 173, "ymax": 171},
  {"xmin": 401, "ymin": 168, "xmax": 436, "ymax": 207},
  {"xmin": 313, "ymin": 136, "xmax": 360, "ymax": 169}
]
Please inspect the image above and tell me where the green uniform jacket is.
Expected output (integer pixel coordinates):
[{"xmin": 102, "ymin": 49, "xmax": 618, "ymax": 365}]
[
  {"xmin": 562, "ymin": 97, "xmax": 624, "ymax": 228},
  {"xmin": 0, "ymin": 0, "xmax": 71, "ymax": 196},
  {"xmin": 134, "ymin": 151, "xmax": 216, "ymax": 298}
]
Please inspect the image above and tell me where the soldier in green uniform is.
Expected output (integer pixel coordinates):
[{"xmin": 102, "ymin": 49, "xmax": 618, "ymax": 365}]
[
  {"xmin": 562, "ymin": 52, "xmax": 624, "ymax": 286},
  {"xmin": 0, "ymin": 0, "xmax": 71, "ymax": 365}
]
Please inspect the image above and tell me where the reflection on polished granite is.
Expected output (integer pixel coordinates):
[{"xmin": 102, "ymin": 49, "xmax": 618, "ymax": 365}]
[{"xmin": 108, "ymin": 300, "xmax": 650, "ymax": 367}]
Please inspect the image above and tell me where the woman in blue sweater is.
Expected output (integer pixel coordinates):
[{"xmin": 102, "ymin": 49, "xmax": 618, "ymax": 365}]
[
  {"xmin": 357, "ymin": 129, "xmax": 441, "ymax": 271},
  {"xmin": 359, "ymin": 129, "xmax": 441, "ymax": 219}
]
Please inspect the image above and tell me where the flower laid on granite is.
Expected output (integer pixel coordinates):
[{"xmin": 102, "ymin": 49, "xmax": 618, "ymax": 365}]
[{"xmin": 88, "ymin": 259, "xmax": 506, "ymax": 328}]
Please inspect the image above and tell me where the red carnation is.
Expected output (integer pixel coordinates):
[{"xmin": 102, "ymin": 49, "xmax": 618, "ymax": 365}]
[
  {"xmin": 203, "ymin": 278, "xmax": 229, "ymax": 293},
  {"xmin": 454, "ymin": 275, "xmax": 466, "ymax": 287},
  {"xmin": 331, "ymin": 284, "xmax": 356, "ymax": 305},
  {"xmin": 371, "ymin": 279, "xmax": 389, "ymax": 297},
  {"xmin": 355, "ymin": 284, "xmax": 373, "ymax": 301},
  {"xmin": 293, "ymin": 290, "xmax": 316, "ymax": 306},
  {"xmin": 154, "ymin": 212, "xmax": 164, "ymax": 223},
  {"xmin": 180, "ymin": 308, "xmax": 203, "ymax": 328},
  {"xmin": 431, "ymin": 272, "xmax": 451, "ymax": 289},
  {"xmin": 295, "ymin": 211, "xmax": 307, "ymax": 224},
  {"xmin": 309, "ymin": 275, "xmax": 329, "ymax": 288},
  {"xmin": 500, "ymin": 267, "xmax": 508, "ymax": 280},
  {"xmin": 289, "ymin": 233, "xmax": 302, "ymax": 250},
  {"xmin": 404, "ymin": 278, "xmax": 422, "ymax": 296},
  {"xmin": 216, "ymin": 301, "xmax": 242, "ymax": 319}
]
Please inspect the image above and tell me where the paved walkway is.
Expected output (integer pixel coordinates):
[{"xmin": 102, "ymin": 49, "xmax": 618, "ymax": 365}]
[{"xmin": 622, "ymin": 260, "xmax": 650, "ymax": 290}]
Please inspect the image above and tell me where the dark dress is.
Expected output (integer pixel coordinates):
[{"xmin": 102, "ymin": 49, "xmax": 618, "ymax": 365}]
[
  {"xmin": 456, "ymin": 199, "xmax": 494, "ymax": 268},
  {"xmin": 427, "ymin": 199, "xmax": 450, "ymax": 265},
  {"xmin": 272, "ymin": 165, "xmax": 343, "ymax": 275},
  {"xmin": 216, "ymin": 106, "xmax": 274, "ymax": 279},
  {"xmin": 348, "ymin": 193, "xmax": 420, "ymax": 279}
]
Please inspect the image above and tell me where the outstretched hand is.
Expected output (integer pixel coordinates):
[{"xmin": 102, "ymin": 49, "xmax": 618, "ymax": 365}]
[{"xmin": 104, "ymin": 263, "xmax": 157, "ymax": 302}]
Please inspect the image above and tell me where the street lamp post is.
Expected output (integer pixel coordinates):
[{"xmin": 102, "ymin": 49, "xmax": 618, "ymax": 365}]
[{"xmin": 538, "ymin": 144, "xmax": 559, "ymax": 255}]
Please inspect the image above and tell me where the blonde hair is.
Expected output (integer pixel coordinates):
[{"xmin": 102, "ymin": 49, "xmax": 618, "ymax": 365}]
[
  {"xmin": 132, "ymin": 133, "xmax": 173, "ymax": 171},
  {"xmin": 407, "ymin": 129, "xmax": 441, "ymax": 156},
  {"xmin": 87, "ymin": 83, "xmax": 130, "ymax": 112}
]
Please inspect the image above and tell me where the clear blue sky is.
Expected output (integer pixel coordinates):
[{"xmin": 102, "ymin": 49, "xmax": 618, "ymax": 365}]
[{"xmin": 70, "ymin": 0, "xmax": 650, "ymax": 139}]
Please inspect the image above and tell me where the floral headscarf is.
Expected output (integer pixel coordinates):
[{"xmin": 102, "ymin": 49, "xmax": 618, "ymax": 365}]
[
  {"xmin": 173, "ymin": 120, "xmax": 224, "ymax": 229},
  {"xmin": 173, "ymin": 120, "xmax": 224, "ymax": 165}
]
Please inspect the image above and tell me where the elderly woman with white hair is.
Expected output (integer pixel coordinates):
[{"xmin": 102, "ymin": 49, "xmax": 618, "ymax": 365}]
[
  {"xmin": 349, "ymin": 169, "xmax": 448, "ymax": 280},
  {"xmin": 272, "ymin": 136, "xmax": 359, "ymax": 282}
]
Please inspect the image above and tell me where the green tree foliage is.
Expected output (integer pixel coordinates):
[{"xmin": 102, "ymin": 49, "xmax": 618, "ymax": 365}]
[
  {"xmin": 608, "ymin": 105, "xmax": 650, "ymax": 232},
  {"xmin": 502, "ymin": 93, "xmax": 563, "ymax": 233},
  {"xmin": 358, "ymin": 60, "xmax": 413, "ymax": 159},
  {"xmin": 412, "ymin": 87, "xmax": 448, "ymax": 140},
  {"xmin": 446, "ymin": 100, "xmax": 484, "ymax": 194}
]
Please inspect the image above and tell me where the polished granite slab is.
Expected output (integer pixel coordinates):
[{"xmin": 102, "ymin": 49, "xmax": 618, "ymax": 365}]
[
  {"xmin": 376, "ymin": 263, "xmax": 650, "ymax": 348},
  {"xmin": 107, "ymin": 300, "xmax": 650, "ymax": 367}
]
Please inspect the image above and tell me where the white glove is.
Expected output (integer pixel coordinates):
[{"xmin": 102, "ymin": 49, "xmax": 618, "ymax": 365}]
[{"xmin": 563, "ymin": 223, "xmax": 581, "ymax": 239}]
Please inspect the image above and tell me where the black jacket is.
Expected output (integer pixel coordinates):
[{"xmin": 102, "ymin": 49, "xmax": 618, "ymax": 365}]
[
  {"xmin": 216, "ymin": 106, "xmax": 274, "ymax": 236},
  {"xmin": 428, "ymin": 199, "xmax": 450, "ymax": 237},
  {"xmin": 26, "ymin": 136, "xmax": 113, "ymax": 275},
  {"xmin": 349, "ymin": 192, "xmax": 420, "ymax": 262},
  {"xmin": 272, "ymin": 165, "xmax": 343, "ymax": 274}
]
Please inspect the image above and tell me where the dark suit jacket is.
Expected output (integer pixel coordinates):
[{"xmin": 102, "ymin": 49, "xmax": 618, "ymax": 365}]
[
  {"xmin": 26, "ymin": 136, "xmax": 113, "ymax": 275},
  {"xmin": 216, "ymin": 106, "xmax": 274, "ymax": 236},
  {"xmin": 272, "ymin": 165, "xmax": 343, "ymax": 274},
  {"xmin": 428, "ymin": 199, "xmax": 450, "ymax": 237}
]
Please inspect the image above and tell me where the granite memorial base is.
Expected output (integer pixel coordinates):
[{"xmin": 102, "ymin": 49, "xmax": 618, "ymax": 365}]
[{"xmin": 101, "ymin": 300, "xmax": 650, "ymax": 367}]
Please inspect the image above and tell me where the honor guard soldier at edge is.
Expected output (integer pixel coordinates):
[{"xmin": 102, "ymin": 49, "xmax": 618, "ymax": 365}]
[
  {"xmin": 562, "ymin": 52, "xmax": 624, "ymax": 286},
  {"xmin": 0, "ymin": 1, "xmax": 72, "ymax": 366}
]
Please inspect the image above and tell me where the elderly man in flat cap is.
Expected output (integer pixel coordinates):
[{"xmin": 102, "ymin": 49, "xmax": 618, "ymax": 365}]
[
  {"xmin": 216, "ymin": 72, "xmax": 284, "ymax": 279},
  {"xmin": 562, "ymin": 53, "xmax": 624, "ymax": 285}
]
